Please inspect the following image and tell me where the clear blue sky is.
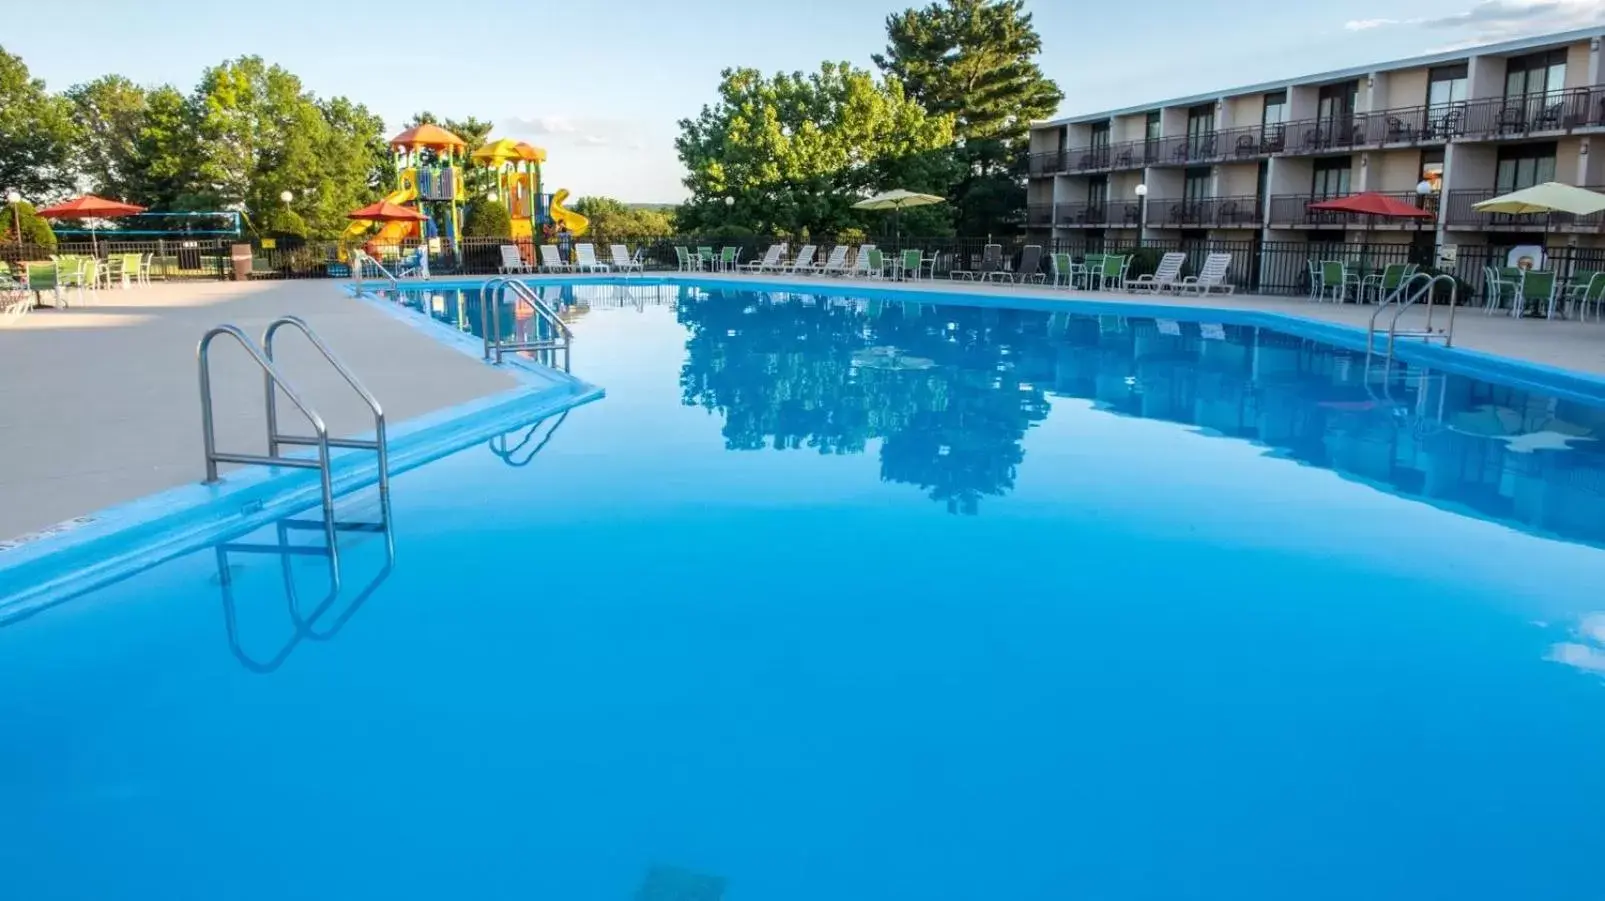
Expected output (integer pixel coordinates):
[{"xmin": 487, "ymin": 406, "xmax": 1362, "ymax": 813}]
[{"xmin": 5, "ymin": 0, "xmax": 1596, "ymax": 202}]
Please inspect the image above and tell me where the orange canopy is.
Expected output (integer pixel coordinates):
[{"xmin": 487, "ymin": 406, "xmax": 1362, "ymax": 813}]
[
  {"xmin": 512, "ymin": 141, "xmax": 547, "ymax": 163},
  {"xmin": 347, "ymin": 200, "xmax": 428, "ymax": 222},
  {"xmin": 388, "ymin": 123, "xmax": 466, "ymax": 150},
  {"xmin": 35, "ymin": 194, "xmax": 146, "ymax": 219}
]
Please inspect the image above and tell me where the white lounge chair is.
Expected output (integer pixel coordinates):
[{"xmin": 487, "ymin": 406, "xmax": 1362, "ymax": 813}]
[
  {"xmin": 609, "ymin": 244, "xmax": 643, "ymax": 272},
  {"xmin": 499, "ymin": 244, "xmax": 532, "ymax": 274},
  {"xmin": 809, "ymin": 245, "xmax": 850, "ymax": 276},
  {"xmin": 785, "ymin": 245, "xmax": 817, "ymax": 274},
  {"xmin": 574, "ymin": 243, "xmax": 610, "ymax": 272},
  {"xmin": 1125, "ymin": 252, "xmax": 1186, "ymax": 292},
  {"xmin": 1175, "ymin": 253, "xmax": 1234, "ymax": 294},
  {"xmin": 538, "ymin": 245, "xmax": 572, "ymax": 272},
  {"xmin": 846, "ymin": 245, "xmax": 878, "ymax": 278},
  {"xmin": 743, "ymin": 243, "xmax": 786, "ymax": 272}
]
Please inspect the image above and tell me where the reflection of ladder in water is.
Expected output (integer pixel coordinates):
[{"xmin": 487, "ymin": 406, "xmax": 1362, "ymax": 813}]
[
  {"xmin": 479, "ymin": 277, "xmax": 573, "ymax": 371},
  {"xmin": 487, "ymin": 410, "xmax": 570, "ymax": 466},
  {"xmin": 215, "ymin": 509, "xmax": 394, "ymax": 674},
  {"xmin": 198, "ymin": 315, "xmax": 392, "ymax": 556}
]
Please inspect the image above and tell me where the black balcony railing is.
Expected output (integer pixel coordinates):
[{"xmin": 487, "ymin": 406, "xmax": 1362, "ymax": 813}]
[
  {"xmin": 1053, "ymin": 202, "xmax": 1107, "ymax": 226},
  {"xmin": 1028, "ymin": 150, "xmax": 1067, "ymax": 177},
  {"xmin": 1460, "ymin": 87, "xmax": 1605, "ymax": 138},
  {"xmin": 1446, "ymin": 185, "xmax": 1605, "ymax": 230},
  {"xmin": 1267, "ymin": 193, "xmax": 1438, "ymax": 228},
  {"xmin": 1026, "ymin": 204, "xmax": 1054, "ymax": 227},
  {"xmin": 1147, "ymin": 195, "xmax": 1264, "ymax": 229}
]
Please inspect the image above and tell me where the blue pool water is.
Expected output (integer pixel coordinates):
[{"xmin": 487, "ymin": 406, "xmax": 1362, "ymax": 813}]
[{"xmin": 5, "ymin": 282, "xmax": 1605, "ymax": 900}]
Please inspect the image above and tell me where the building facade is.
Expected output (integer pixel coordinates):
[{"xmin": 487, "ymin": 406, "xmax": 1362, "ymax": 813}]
[{"xmin": 1027, "ymin": 27, "xmax": 1605, "ymax": 266}]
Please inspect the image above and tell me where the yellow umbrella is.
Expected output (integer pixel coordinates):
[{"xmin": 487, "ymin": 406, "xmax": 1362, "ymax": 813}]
[
  {"xmin": 1472, "ymin": 182, "xmax": 1605, "ymax": 215},
  {"xmin": 852, "ymin": 189, "xmax": 945, "ymax": 244},
  {"xmin": 1473, "ymin": 183, "xmax": 1605, "ymax": 261}
]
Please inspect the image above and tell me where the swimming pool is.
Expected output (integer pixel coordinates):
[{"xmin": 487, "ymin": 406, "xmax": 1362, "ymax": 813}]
[{"xmin": 4, "ymin": 280, "xmax": 1605, "ymax": 900}]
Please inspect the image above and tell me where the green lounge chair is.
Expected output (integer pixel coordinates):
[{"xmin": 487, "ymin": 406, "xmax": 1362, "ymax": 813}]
[
  {"xmin": 1563, "ymin": 271, "xmax": 1605, "ymax": 320},
  {"xmin": 1520, "ymin": 270, "xmax": 1556, "ymax": 319}
]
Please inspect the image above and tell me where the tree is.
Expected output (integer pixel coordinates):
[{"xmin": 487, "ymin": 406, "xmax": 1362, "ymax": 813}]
[
  {"xmin": 2, "ymin": 199, "xmax": 57, "ymax": 247},
  {"xmin": 125, "ymin": 85, "xmax": 204, "ymax": 212},
  {"xmin": 874, "ymin": 0, "xmax": 1063, "ymax": 234},
  {"xmin": 0, "ymin": 46, "xmax": 78, "ymax": 198},
  {"xmin": 189, "ymin": 57, "xmax": 385, "ymax": 239},
  {"xmin": 572, "ymin": 196, "xmax": 675, "ymax": 239},
  {"xmin": 676, "ymin": 62, "xmax": 956, "ymax": 237},
  {"xmin": 462, "ymin": 199, "xmax": 511, "ymax": 238},
  {"xmin": 65, "ymin": 75, "xmax": 149, "ymax": 199}
]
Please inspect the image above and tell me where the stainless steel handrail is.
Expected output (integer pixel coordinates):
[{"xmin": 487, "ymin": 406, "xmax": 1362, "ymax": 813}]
[
  {"xmin": 1368, "ymin": 271, "xmax": 1431, "ymax": 336},
  {"xmin": 1387, "ymin": 273, "xmax": 1459, "ymax": 355},
  {"xmin": 479, "ymin": 276, "xmax": 573, "ymax": 370},
  {"xmin": 198, "ymin": 325, "xmax": 337, "ymax": 532},
  {"xmin": 352, "ymin": 250, "xmax": 398, "ymax": 290},
  {"xmin": 262, "ymin": 315, "xmax": 392, "ymax": 512}
]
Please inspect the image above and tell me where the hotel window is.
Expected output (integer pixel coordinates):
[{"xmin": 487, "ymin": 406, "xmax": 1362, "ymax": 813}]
[
  {"xmin": 1317, "ymin": 81, "xmax": 1358, "ymax": 122},
  {"xmin": 1090, "ymin": 121, "xmax": 1111, "ymax": 166},
  {"xmin": 1505, "ymin": 50, "xmax": 1566, "ymax": 99},
  {"xmin": 1262, "ymin": 91, "xmax": 1287, "ymax": 127},
  {"xmin": 1183, "ymin": 168, "xmax": 1211, "ymax": 202},
  {"xmin": 1143, "ymin": 111, "xmax": 1161, "ymax": 163},
  {"xmin": 1187, "ymin": 103, "xmax": 1216, "ymax": 157},
  {"xmin": 1087, "ymin": 176, "xmax": 1109, "ymax": 210},
  {"xmin": 1418, "ymin": 148, "xmax": 1444, "ymax": 194},
  {"xmin": 1311, "ymin": 156, "xmax": 1352, "ymax": 198},
  {"xmin": 1495, "ymin": 143, "xmax": 1557, "ymax": 191},
  {"xmin": 1426, "ymin": 64, "xmax": 1468, "ymax": 111}
]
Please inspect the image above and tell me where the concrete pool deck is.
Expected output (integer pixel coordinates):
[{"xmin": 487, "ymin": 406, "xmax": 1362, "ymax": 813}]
[
  {"xmin": 0, "ymin": 280, "xmax": 516, "ymax": 541},
  {"xmin": 7, "ymin": 273, "xmax": 1605, "ymax": 542}
]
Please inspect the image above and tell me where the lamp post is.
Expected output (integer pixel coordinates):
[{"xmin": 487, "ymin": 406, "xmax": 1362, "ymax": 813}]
[
  {"xmin": 279, "ymin": 189, "xmax": 294, "ymax": 205},
  {"xmin": 1134, "ymin": 183, "xmax": 1148, "ymax": 244},
  {"xmin": 1415, "ymin": 179, "xmax": 1435, "ymax": 266}
]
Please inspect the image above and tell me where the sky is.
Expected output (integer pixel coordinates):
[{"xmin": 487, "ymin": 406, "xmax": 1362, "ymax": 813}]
[{"xmin": 3, "ymin": 0, "xmax": 1602, "ymax": 203}]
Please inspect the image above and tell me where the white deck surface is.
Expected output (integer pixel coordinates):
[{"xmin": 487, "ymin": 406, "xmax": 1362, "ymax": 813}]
[
  {"xmin": 6, "ymin": 273, "xmax": 1605, "ymax": 542},
  {"xmin": 0, "ymin": 280, "xmax": 515, "ymax": 541}
]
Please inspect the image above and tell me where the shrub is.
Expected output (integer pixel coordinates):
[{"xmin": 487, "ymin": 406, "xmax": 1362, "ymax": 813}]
[
  {"xmin": 257, "ymin": 206, "xmax": 309, "ymax": 239},
  {"xmin": 2, "ymin": 200, "xmax": 57, "ymax": 248},
  {"xmin": 463, "ymin": 200, "xmax": 512, "ymax": 238}
]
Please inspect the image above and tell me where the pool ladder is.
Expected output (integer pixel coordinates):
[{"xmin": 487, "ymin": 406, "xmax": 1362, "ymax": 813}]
[
  {"xmin": 479, "ymin": 277, "xmax": 573, "ymax": 371},
  {"xmin": 1368, "ymin": 272, "xmax": 1459, "ymax": 360},
  {"xmin": 197, "ymin": 315, "xmax": 392, "ymax": 551}
]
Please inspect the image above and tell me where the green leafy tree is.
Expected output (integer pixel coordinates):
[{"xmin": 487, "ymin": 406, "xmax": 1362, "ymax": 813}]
[
  {"xmin": 676, "ymin": 62, "xmax": 957, "ymax": 236},
  {"xmin": 0, "ymin": 46, "xmax": 78, "ymax": 198},
  {"xmin": 874, "ymin": 0, "xmax": 1063, "ymax": 234},
  {"xmin": 573, "ymin": 196, "xmax": 675, "ymax": 239},
  {"xmin": 462, "ymin": 199, "xmax": 511, "ymax": 238},
  {"xmin": 2, "ymin": 199, "xmax": 57, "ymax": 247},
  {"xmin": 126, "ymin": 85, "xmax": 204, "ymax": 212},
  {"xmin": 65, "ymin": 75, "xmax": 150, "ymax": 199}
]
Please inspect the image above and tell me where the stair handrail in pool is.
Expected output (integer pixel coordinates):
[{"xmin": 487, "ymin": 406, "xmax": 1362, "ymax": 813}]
[
  {"xmin": 262, "ymin": 315, "xmax": 392, "ymax": 522},
  {"xmin": 1368, "ymin": 271, "xmax": 1457, "ymax": 359},
  {"xmin": 351, "ymin": 250, "xmax": 398, "ymax": 290},
  {"xmin": 478, "ymin": 277, "xmax": 573, "ymax": 371},
  {"xmin": 197, "ymin": 324, "xmax": 338, "ymax": 538}
]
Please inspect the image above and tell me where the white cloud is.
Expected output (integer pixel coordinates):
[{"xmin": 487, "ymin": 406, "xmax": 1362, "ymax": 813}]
[
  {"xmin": 504, "ymin": 115, "xmax": 579, "ymax": 135},
  {"xmin": 577, "ymin": 134, "xmax": 610, "ymax": 147},
  {"xmin": 1341, "ymin": 0, "xmax": 1605, "ymax": 42}
]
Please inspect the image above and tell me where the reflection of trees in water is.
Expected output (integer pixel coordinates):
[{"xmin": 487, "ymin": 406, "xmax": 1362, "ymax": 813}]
[
  {"xmin": 678, "ymin": 292, "xmax": 1052, "ymax": 513},
  {"xmin": 680, "ymin": 294, "xmax": 1605, "ymax": 541}
]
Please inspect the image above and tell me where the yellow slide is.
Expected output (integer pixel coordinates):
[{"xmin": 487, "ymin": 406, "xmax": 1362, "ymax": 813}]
[
  {"xmin": 345, "ymin": 187, "xmax": 417, "ymax": 240},
  {"xmin": 549, "ymin": 188, "xmax": 589, "ymax": 236}
]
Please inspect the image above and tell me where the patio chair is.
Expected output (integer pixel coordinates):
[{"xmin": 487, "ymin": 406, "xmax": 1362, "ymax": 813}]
[
  {"xmin": 1176, "ymin": 253, "xmax": 1234, "ymax": 294},
  {"xmin": 810, "ymin": 245, "xmax": 850, "ymax": 276},
  {"xmin": 573, "ymin": 243, "xmax": 610, "ymax": 272},
  {"xmin": 717, "ymin": 246, "xmax": 740, "ymax": 271},
  {"xmin": 1482, "ymin": 266, "xmax": 1519, "ymax": 315},
  {"xmin": 1097, "ymin": 254, "xmax": 1128, "ymax": 290},
  {"xmin": 26, "ymin": 260, "xmax": 62, "ymax": 306},
  {"xmin": 784, "ymin": 245, "xmax": 817, "ymax": 274},
  {"xmin": 696, "ymin": 245, "xmax": 715, "ymax": 270},
  {"xmin": 499, "ymin": 244, "xmax": 533, "ymax": 274},
  {"xmin": 1049, "ymin": 252, "xmax": 1075, "ymax": 287},
  {"xmin": 847, "ymin": 245, "xmax": 878, "ymax": 278},
  {"xmin": 1519, "ymin": 270, "xmax": 1557, "ymax": 319},
  {"xmin": 610, "ymin": 244, "xmax": 644, "ymax": 272},
  {"xmin": 894, "ymin": 248, "xmax": 923, "ymax": 281},
  {"xmin": 1009, "ymin": 245, "xmax": 1045, "ymax": 284},
  {"xmin": 1317, "ymin": 260, "xmax": 1359, "ymax": 303},
  {"xmin": 1562, "ymin": 270, "xmax": 1605, "ymax": 320},
  {"xmin": 865, "ymin": 248, "xmax": 885, "ymax": 279},
  {"xmin": 953, "ymin": 244, "xmax": 1003, "ymax": 280},
  {"xmin": 1076, "ymin": 253, "xmax": 1105, "ymax": 289},
  {"xmin": 538, "ymin": 244, "xmax": 572, "ymax": 273},
  {"xmin": 1125, "ymin": 251, "xmax": 1186, "ymax": 292},
  {"xmin": 1362, "ymin": 263, "xmax": 1412, "ymax": 304},
  {"xmin": 743, "ymin": 243, "xmax": 786, "ymax": 272},
  {"xmin": 139, "ymin": 252, "xmax": 155, "ymax": 285}
]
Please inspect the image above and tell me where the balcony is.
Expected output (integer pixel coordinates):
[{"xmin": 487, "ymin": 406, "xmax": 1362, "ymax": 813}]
[
  {"xmin": 1051, "ymin": 202, "xmax": 1143, "ymax": 228},
  {"xmin": 1446, "ymin": 186, "xmax": 1605, "ymax": 230},
  {"xmin": 1028, "ymin": 151, "xmax": 1066, "ymax": 178},
  {"xmin": 1460, "ymin": 87, "xmax": 1605, "ymax": 139},
  {"xmin": 1147, "ymin": 195, "xmax": 1264, "ymax": 229},
  {"xmin": 1149, "ymin": 126, "xmax": 1283, "ymax": 167},
  {"xmin": 1026, "ymin": 203, "xmax": 1054, "ymax": 227},
  {"xmin": 1267, "ymin": 193, "xmax": 1439, "ymax": 228}
]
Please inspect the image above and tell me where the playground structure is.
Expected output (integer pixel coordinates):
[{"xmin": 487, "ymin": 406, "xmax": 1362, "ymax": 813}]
[{"xmin": 346, "ymin": 124, "xmax": 588, "ymax": 255}]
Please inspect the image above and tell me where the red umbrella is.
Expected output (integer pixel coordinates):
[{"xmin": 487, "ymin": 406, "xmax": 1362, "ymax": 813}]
[
  {"xmin": 347, "ymin": 200, "xmax": 428, "ymax": 222},
  {"xmin": 35, "ymin": 194, "xmax": 148, "ymax": 251},
  {"xmin": 1306, "ymin": 192, "xmax": 1435, "ymax": 219}
]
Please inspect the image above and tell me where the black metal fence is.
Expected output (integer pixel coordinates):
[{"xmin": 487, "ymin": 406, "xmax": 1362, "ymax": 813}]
[{"xmin": 11, "ymin": 232, "xmax": 1603, "ymax": 306}]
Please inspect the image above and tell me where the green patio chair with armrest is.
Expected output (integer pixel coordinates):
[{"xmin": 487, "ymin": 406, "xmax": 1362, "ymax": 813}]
[
  {"xmin": 1519, "ymin": 270, "xmax": 1556, "ymax": 319},
  {"xmin": 1563, "ymin": 270, "xmax": 1605, "ymax": 320},
  {"xmin": 1096, "ymin": 254, "xmax": 1127, "ymax": 290},
  {"xmin": 1362, "ymin": 263, "xmax": 1411, "ymax": 304}
]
